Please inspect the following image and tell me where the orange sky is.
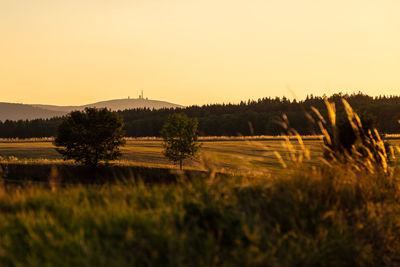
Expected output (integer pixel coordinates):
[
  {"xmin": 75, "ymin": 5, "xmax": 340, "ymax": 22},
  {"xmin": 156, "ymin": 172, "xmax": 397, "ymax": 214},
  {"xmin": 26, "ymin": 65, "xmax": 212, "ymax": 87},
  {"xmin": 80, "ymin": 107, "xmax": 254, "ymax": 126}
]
[{"xmin": 1, "ymin": 0, "xmax": 399, "ymax": 106}]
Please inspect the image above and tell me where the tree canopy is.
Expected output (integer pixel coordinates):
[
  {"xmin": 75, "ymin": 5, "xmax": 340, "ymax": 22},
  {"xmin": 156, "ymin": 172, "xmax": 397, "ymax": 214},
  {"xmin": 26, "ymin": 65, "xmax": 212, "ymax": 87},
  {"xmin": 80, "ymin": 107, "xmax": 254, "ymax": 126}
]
[
  {"xmin": 54, "ymin": 108, "xmax": 125, "ymax": 167},
  {"xmin": 160, "ymin": 113, "xmax": 201, "ymax": 169}
]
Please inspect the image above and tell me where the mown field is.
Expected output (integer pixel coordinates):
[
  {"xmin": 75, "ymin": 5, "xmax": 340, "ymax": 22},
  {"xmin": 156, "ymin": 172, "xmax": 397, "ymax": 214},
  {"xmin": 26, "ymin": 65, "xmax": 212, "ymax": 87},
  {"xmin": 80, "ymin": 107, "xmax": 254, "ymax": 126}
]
[
  {"xmin": 1, "ymin": 137, "xmax": 400, "ymax": 172},
  {"xmin": 1, "ymin": 137, "xmax": 400, "ymax": 265},
  {"xmin": 0, "ymin": 138, "xmax": 323, "ymax": 173}
]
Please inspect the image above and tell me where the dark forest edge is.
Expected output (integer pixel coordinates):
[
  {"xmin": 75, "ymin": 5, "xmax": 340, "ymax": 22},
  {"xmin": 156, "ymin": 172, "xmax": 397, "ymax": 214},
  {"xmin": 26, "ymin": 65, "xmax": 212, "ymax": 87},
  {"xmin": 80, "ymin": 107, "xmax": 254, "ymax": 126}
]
[{"xmin": 1, "ymin": 92, "xmax": 400, "ymax": 138}]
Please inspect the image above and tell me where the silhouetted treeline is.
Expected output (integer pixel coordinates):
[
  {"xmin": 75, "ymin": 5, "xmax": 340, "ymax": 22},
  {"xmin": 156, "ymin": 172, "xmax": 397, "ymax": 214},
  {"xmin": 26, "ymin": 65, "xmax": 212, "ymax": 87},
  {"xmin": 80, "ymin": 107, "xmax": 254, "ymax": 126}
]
[
  {"xmin": 1, "ymin": 93, "xmax": 400, "ymax": 138},
  {"xmin": 0, "ymin": 118, "xmax": 60, "ymax": 139}
]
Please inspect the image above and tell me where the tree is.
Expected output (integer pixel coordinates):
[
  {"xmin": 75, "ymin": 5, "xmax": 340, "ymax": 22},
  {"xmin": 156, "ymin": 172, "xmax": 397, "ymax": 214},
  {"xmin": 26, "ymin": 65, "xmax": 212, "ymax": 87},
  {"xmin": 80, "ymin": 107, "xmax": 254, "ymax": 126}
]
[
  {"xmin": 54, "ymin": 108, "xmax": 126, "ymax": 167},
  {"xmin": 160, "ymin": 113, "xmax": 201, "ymax": 170}
]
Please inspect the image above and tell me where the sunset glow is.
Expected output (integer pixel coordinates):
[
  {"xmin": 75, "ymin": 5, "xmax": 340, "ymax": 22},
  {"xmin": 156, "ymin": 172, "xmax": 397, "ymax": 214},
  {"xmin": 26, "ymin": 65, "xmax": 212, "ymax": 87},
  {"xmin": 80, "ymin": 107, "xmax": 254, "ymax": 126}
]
[{"xmin": 1, "ymin": 0, "xmax": 399, "ymax": 106}]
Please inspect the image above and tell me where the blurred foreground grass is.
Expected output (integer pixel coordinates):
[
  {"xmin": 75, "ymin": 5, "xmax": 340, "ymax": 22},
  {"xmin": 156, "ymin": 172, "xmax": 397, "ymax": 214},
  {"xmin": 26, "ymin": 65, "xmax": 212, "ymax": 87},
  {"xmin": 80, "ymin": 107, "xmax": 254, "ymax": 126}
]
[{"xmin": 0, "ymin": 162, "xmax": 399, "ymax": 266}]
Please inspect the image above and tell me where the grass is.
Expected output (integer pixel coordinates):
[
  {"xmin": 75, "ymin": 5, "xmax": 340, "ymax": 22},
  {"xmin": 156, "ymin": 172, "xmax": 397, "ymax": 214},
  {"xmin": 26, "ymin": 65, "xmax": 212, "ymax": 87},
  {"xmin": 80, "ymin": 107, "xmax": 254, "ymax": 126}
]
[
  {"xmin": 0, "ymin": 139, "xmax": 323, "ymax": 174},
  {"xmin": 1, "ymin": 101, "xmax": 400, "ymax": 265},
  {"xmin": 0, "ymin": 161, "xmax": 399, "ymax": 266},
  {"xmin": 2, "ymin": 138, "xmax": 400, "ymax": 173}
]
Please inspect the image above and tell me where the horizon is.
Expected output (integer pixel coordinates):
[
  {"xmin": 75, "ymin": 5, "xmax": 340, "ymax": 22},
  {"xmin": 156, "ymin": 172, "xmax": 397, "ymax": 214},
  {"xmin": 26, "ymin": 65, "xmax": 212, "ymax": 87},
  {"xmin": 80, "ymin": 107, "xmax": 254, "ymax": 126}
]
[{"xmin": 2, "ymin": 90, "xmax": 400, "ymax": 108}]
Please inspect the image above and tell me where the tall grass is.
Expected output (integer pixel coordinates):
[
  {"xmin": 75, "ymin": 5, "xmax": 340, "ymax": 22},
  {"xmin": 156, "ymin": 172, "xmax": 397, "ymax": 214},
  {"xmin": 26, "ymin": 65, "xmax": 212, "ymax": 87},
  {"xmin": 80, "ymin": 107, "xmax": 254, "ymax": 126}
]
[
  {"xmin": 315, "ymin": 99, "xmax": 391, "ymax": 174},
  {"xmin": 0, "ymin": 162, "xmax": 400, "ymax": 266}
]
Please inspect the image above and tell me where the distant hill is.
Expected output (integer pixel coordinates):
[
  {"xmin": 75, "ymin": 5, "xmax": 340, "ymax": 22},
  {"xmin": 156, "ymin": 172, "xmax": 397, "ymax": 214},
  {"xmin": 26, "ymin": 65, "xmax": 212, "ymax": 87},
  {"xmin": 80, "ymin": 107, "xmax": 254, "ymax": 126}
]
[
  {"xmin": 0, "ymin": 103, "xmax": 65, "ymax": 121},
  {"xmin": 0, "ymin": 98, "xmax": 183, "ymax": 121},
  {"xmin": 33, "ymin": 98, "xmax": 183, "ymax": 112}
]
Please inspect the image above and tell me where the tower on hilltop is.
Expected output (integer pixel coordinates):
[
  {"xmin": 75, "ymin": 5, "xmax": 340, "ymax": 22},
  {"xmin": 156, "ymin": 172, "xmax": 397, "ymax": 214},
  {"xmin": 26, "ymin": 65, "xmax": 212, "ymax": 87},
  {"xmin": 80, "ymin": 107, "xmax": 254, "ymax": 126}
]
[{"xmin": 139, "ymin": 89, "xmax": 144, "ymax": 99}]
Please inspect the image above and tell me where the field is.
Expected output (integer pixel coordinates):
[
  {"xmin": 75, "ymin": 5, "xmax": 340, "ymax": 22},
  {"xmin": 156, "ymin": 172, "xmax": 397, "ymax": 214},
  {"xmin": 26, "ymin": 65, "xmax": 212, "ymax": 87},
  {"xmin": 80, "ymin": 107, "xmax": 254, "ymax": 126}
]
[
  {"xmin": 0, "ymin": 140, "xmax": 321, "ymax": 179},
  {"xmin": 2, "ymin": 137, "xmax": 400, "ymax": 172},
  {"xmin": 1, "ymin": 137, "xmax": 400, "ymax": 265},
  {"xmin": 0, "ymin": 138, "xmax": 323, "ymax": 173}
]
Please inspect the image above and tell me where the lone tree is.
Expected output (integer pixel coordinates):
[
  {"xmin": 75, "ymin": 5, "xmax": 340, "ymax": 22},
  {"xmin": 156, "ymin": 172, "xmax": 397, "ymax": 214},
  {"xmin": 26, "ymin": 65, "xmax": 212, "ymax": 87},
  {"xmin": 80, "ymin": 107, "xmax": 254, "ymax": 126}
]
[
  {"xmin": 160, "ymin": 113, "xmax": 201, "ymax": 170},
  {"xmin": 54, "ymin": 107, "xmax": 125, "ymax": 167}
]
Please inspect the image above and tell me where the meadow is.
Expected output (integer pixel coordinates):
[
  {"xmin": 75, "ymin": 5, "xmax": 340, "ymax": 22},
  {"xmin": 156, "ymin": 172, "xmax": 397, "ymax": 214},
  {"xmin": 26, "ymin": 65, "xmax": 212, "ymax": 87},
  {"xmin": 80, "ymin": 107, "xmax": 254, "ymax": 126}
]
[
  {"xmin": 0, "ymin": 138, "xmax": 324, "ymax": 173},
  {"xmin": 1, "ymin": 136, "xmax": 400, "ymax": 265},
  {"xmin": 1, "ymin": 136, "xmax": 400, "ymax": 172}
]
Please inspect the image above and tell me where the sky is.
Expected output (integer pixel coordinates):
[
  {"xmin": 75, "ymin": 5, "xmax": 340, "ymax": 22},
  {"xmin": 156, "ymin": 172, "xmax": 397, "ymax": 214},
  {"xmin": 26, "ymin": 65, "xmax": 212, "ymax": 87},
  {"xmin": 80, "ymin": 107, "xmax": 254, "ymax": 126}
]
[{"xmin": 0, "ymin": 0, "xmax": 399, "ymax": 106}]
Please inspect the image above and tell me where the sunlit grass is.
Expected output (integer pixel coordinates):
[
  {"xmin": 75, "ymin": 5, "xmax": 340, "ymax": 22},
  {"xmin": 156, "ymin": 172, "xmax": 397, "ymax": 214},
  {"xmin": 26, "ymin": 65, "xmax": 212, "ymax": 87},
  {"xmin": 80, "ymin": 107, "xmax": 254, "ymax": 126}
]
[
  {"xmin": 0, "ymin": 156, "xmax": 400, "ymax": 265},
  {"xmin": 0, "ymin": 139, "xmax": 323, "ymax": 174},
  {"xmin": 2, "ymin": 137, "xmax": 400, "ymax": 174}
]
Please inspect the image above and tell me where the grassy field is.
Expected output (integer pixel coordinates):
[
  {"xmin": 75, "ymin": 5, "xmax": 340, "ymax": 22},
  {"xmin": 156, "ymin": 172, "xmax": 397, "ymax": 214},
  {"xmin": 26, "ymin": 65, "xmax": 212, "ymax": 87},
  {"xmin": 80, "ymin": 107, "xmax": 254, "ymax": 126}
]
[
  {"xmin": 1, "ymin": 137, "xmax": 400, "ymax": 265},
  {"xmin": 1, "ymin": 137, "xmax": 400, "ymax": 173},
  {"xmin": 0, "ymin": 139, "xmax": 323, "ymax": 173}
]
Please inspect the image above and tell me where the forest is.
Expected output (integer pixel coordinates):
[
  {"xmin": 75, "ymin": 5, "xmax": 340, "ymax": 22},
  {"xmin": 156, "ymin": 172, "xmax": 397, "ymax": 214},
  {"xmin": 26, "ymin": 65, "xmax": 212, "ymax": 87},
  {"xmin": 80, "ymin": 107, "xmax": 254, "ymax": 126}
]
[{"xmin": 1, "ymin": 92, "xmax": 400, "ymax": 138}]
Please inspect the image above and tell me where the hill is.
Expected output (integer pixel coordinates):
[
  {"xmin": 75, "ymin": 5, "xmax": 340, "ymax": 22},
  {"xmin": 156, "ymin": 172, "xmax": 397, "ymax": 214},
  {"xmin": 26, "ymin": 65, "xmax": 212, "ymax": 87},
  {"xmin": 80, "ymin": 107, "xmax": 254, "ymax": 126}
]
[
  {"xmin": 33, "ymin": 98, "xmax": 183, "ymax": 112},
  {"xmin": 0, "ymin": 98, "xmax": 183, "ymax": 121},
  {"xmin": 0, "ymin": 102, "xmax": 65, "ymax": 121}
]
